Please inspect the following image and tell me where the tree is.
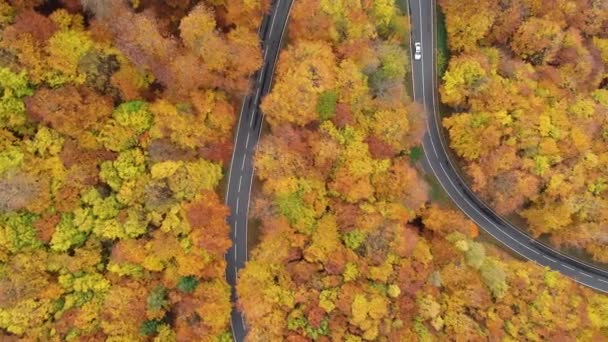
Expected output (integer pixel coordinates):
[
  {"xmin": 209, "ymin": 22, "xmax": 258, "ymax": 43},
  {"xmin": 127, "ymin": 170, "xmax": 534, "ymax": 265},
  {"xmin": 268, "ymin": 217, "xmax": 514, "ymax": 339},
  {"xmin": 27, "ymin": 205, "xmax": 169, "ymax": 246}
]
[
  {"xmin": 45, "ymin": 29, "xmax": 93, "ymax": 86},
  {"xmin": 440, "ymin": 55, "xmax": 489, "ymax": 109},
  {"xmin": 438, "ymin": 0, "xmax": 497, "ymax": 52},
  {"xmin": 0, "ymin": 211, "xmax": 41, "ymax": 254},
  {"xmin": 0, "ymin": 67, "xmax": 33, "ymax": 131},
  {"xmin": 101, "ymin": 281, "xmax": 148, "ymax": 340},
  {"xmin": 223, "ymin": 0, "xmax": 270, "ymax": 31},
  {"xmin": 511, "ymin": 17, "xmax": 564, "ymax": 65},
  {"xmin": 316, "ymin": 90, "xmax": 338, "ymax": 121},
  {"xmin": 373, "ymin": 160, "xmax": 428, "ymax": 211},
  {"xmin": 289, "ymin": 0, "xmax": 334, "ymax": 42},
  {"xmin": 25, "ymin": 86, "xmax": 113, "ymax": 142},
  {"xmin": 303, "ymin": 214, "xmax": 341, "ymax": 264},
  {"xmin": 180, "ymin": 4, "xmax": 226, "ymax": 71},
  {"xmin": 92, "ymin": 0, "xmax": 179, "ymax": 90},
  {"xmin": 261, "ymin": 41, "xmax": 337, "ymax": 127},
  {"xmin": 149, "ymin": 92, "xmax": 235, "ymax": 149},
  {"xmin": 185, "ymin": 190, "xmax": 231, "ymax": 257}
]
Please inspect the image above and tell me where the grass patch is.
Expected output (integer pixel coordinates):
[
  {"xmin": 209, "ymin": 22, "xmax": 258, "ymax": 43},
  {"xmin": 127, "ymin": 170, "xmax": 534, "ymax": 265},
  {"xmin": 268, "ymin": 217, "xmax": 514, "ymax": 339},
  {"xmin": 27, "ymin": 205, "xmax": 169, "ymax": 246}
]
[
  {"xmin": 423, "ymin": 171, "xmax": 450, "ymax": 204},
  {"xmin": 435, "ymin": 5, "xmax": 449, "ymax": 77},
  {"xmin": 409, "ymin": 145, "xmax": 423, "ymax": 163}
]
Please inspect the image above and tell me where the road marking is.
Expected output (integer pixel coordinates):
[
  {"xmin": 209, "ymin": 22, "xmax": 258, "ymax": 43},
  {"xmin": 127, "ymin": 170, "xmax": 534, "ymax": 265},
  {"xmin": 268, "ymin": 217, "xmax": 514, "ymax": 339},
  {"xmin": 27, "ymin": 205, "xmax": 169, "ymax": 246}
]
[
  {"xmin": 238, "ymin": 175, "xmax": 243, "ymax": 192},
  {"xmin": 571, "ymin": 277, "xmax": 607, "ymax": 293},
  {"xmin": 508, "ymin": 235, "xmax": 539, "ymax": 255},
  {"xmin": 234, "ymin": 244, "xmax": 237, "ymax": 261},
  {"xmin": 243, "ymin": 0, "xmax": 295, "ymax": 262},
  {"xmin": 258, "ymin": 66, "xmax": 265, "ymax": 83},
  {"xmin": 598, "ymin": 278, "xmax": 608, "ymax": 284},
  {"xmin": 241, "ymin": 156, "xmax": 246, "ymax": 171},
  {"xmin": 227, "ymin": 4, "xmax": 281, "ymax": 340},
  {"xmin": 236, "ymin": 197, "xmax": 240, "ymax": 215},
  {"xmin": 245, "ymin": 133, "xmax": 251, "ymax": 148},
  {"xmin": 516, "ymin": 240, "xmax": 538, "ymax": 253},
  {"xmin": 416, "ymin": 0, "xmax": 439, "ymax": 160},
  {"xmin": 518, "ymin": 242, "xmax": 540, "ymax": 255},
  {"xmin": 250, "ymin": 110, "xmax": 256, "ymax": 127},
  {"xmin": 425, "ymin": 33, "xmax": 439, "ymax": 159},
  {"xmin": 256, "ymin": 11, "xmax": 265, "ymax": 35},
  {"xmin": 255, "ymin": 87, "xmax": 261, "ymax": 105},
  {"xmin": 579, "ymin": 272, "xmax": 593, "ymax": 278},
  {"xmin": 405, "ymin": 0, "xmax": 416, "ymax": 100},
  {"xmin": 269, "ymin": 0, "xmax": 279, "ymax": 32},
  {"xmin": 542, "ymin": 255, "xmax": 557, "ymax": 263},
  {"xmin": 562, "ymin": 264, "xmax": 575, "ymax": 271},
  {"xmin": 244, "ymin": 164, "xmax": 255, "ymax": 259},
  {"xmin": 224, "ymin": 87, "xmax": 249, "ymax": 201},
  {"xmin": 233, "ymin": 221, "xmax": 237, "ymax": 239}
]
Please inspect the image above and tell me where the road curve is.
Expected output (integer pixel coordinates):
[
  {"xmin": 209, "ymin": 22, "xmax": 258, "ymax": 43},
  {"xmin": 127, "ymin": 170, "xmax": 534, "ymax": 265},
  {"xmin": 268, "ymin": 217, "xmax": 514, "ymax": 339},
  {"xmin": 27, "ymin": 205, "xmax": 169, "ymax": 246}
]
[
  {"xmin": 407, "ymin": 0, "xmax": 608, "ymax": 292},
  {"xmin": 224, "ymin": 0, "xmax": 293, "ymax": 341}
]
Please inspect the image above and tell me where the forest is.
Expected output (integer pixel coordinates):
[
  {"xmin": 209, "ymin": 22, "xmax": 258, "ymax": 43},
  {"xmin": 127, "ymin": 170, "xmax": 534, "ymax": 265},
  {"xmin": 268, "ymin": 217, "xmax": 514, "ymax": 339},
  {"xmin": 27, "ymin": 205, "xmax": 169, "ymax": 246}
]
[
  {"xmin": 237, "ymin": 0, "xmax": 608, "ymax": 341},
  {"xmin": 0, "ymin": 0, "xmax": 266, "ymax": 340},
  {"xmin": 1, "ymin": 0, "xmax": 608, "ymax": 341},
  {"xmin": 439, "ymin": 0, "xmax": 608, "ymax": 262}
]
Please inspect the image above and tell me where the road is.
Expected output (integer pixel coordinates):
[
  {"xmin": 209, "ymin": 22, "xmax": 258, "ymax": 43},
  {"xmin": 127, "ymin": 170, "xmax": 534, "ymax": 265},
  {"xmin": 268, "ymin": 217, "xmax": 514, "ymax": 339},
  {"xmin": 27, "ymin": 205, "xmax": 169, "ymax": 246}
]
[
  {"xmin": 224, "ymin": 0, "xmax": 293, "ymax": 341},
  {"xmin": 408, "ymin": 0, "xmax": 608, "ymax": 292}
]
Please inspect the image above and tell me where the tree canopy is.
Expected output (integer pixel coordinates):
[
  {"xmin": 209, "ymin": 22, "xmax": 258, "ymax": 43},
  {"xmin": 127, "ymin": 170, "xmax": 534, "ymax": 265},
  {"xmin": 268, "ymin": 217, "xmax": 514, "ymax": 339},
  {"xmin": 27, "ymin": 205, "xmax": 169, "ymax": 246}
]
[
  {"xmin": 440, "ymin": 0, "xmax": 608, "ymax": 262},
  {"xmin": 0, "ymin": 0, "xmax": 262, "ymax": 340}
]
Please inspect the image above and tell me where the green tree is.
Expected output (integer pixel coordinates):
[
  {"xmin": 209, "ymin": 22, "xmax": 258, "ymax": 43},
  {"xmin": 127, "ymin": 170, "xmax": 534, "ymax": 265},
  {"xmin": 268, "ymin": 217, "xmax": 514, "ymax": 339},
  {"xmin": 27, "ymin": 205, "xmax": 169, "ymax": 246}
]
[{"xmin": 316, "ymin": 90, "xmax": 338, "ymax": 121}]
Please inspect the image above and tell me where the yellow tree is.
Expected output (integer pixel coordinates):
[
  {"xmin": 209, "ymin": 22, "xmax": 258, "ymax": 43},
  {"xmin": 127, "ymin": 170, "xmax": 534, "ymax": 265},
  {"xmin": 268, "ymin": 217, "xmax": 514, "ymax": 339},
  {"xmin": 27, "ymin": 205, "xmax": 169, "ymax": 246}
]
[
  {"xmin": 439, "ymin": 0, "xmax": 498, "ymax": 52},
  {"xmin": 261, "ymin": 41, "xmax": 337, "ymax": 127}
]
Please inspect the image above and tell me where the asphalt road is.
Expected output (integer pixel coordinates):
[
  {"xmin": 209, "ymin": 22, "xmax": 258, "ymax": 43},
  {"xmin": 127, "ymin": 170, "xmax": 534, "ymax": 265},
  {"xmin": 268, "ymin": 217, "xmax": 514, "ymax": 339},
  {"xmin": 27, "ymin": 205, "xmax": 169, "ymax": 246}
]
[
  {"xmin": 408, "ymin": 0, "xmax": 608, "ymax": 292},
  {"xmin": 224, "ymin": 0, "xmax": 293, "ymax": 341}
]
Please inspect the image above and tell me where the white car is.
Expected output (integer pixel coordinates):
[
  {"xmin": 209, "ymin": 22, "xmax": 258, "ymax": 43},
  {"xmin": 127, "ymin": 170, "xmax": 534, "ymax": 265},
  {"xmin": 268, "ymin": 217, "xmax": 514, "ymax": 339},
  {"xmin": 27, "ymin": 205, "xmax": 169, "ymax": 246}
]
[{"xmin": 414, "ymin": 42, "xmax": 422, "ymax": 60}]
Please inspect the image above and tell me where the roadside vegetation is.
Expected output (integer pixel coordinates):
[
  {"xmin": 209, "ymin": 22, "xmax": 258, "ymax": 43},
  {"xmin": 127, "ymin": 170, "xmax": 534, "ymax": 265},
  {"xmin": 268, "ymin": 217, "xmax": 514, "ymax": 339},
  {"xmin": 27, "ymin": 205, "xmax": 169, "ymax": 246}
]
[
  {"xmin": 0, "ymin": 0, "xmax": 264, "ymax": 340},
  {"xmin": 438, "ymin": 0, "xmax": 608, "ymax": 263}
]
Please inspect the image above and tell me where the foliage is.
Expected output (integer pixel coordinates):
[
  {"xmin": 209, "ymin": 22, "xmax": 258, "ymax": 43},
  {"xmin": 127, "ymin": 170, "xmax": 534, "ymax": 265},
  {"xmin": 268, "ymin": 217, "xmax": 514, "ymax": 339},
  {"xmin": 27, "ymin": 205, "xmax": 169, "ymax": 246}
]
[
  {"xmin": 45, "ymin": 29, "xmax": 93, "ymax": 86},
  {"xmin": 177, "ymin": 276, "xmax": 199, "ymax": 293},
  {"xmin": 316, "ymin": 90, "xmax": 338, "ymax": 121},
  {"xmin": 140, "ymin": 319, "xmax": 161, "ymax": 336},
  {"xmin": 0, "ymin": 67, "xmax": 33, "ymax": 130},
  {"xmin": 0, "ymin": 211, "xmax": 41, "ymax": 253},
  {"xmin": 239, "ymin": 1, "xmax": 608, "ymax": 341},
  {"xmin": 439, "ymin": 0, "xmax": 608, "ymax": 261},
  {"xmin": 0, "ymin": 0, "xmax": 258, "ymax": 339},
  {"xmin": 112, "ymin": 100, "xmax": 153, "ymax": 134}
]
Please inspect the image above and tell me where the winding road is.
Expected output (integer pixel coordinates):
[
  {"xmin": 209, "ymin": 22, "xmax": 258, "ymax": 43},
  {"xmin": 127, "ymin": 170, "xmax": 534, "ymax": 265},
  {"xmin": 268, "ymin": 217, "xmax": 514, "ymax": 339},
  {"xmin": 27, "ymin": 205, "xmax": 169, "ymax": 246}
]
[
  {"xmin": 224, "ymin": 0, "xmax": 293, "ymax": 341},
  {"xmin": 225, "ymin": 0, "xmax": 608, "ymax": 340},
  {"xmin": 409, "ymin": 0, "xmax": 608, "ymax": 292}
]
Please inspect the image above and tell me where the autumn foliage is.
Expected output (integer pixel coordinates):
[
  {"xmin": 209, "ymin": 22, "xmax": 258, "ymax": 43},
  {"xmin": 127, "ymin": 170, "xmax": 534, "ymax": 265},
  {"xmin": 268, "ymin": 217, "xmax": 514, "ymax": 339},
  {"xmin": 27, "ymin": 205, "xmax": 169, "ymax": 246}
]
[
  {"xmin": 237, "ymin": 0, "xmax": 608, "ymax": 340},
  {"xmin": 439, "ymin": 0, "xmax": 608, "ymax": 262},
  {"xmin": 0, "ymin": 0, "xmax": 263, "ymax": 340}
]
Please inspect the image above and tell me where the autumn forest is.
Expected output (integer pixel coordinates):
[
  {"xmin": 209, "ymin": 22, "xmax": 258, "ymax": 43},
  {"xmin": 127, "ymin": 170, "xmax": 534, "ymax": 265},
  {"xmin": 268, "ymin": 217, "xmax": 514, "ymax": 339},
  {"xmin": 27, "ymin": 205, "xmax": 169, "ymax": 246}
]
[{"xmin": 0, "ymin": 0, "xmax": 607, "ymax": 341}]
